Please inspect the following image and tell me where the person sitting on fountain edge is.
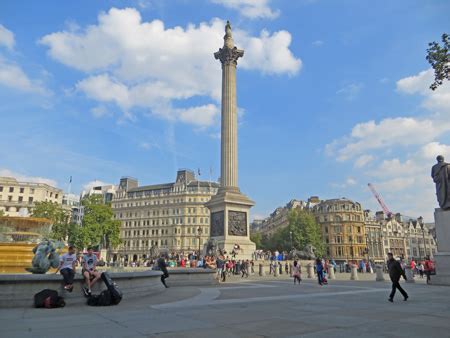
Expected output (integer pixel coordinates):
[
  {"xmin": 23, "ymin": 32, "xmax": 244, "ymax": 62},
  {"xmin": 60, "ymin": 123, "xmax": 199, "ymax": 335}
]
[
  {"xmin": 55, "ymin": 245, "xmax": 77, "ymax": 292},
  {"xmin": 82, "ymin": 247, "xmax": 101, "ymax": 296}
]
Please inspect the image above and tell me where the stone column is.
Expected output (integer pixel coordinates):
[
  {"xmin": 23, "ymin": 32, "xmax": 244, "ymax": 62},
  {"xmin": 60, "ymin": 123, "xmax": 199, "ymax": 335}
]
[
  {"xmin": 306, "ymin": 263, "xmax": 314, "ymax": 278},
  {"xmin": 214, "ymin": 21, "xmax": 243, "ymax": 191},
  {"xmin": 405, "ymin": 266, "xmax": 415, "ymax": 283},
  {"xmin": 259, "ymin": 263, "xmax": 265, "ymax": 276},
  {"xmin": 327, "ymin": 264, "xmax": 335, "ymax": 279},
  {"xmin": 350, "ymin": 265, "xmax": 359, "ymax": 280},
  {"xmin": 375, "ymin": 264, "xmax": 385, "ymax": 281}
]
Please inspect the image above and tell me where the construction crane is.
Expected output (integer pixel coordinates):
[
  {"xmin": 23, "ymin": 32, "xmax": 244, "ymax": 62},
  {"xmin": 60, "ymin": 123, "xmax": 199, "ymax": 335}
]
[{"xmin": 367, "ymin": 183, "xmax": 393, "ymax": 218}]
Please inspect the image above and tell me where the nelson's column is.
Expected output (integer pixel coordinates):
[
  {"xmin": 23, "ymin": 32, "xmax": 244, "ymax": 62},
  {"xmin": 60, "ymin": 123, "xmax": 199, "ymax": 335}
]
[{"xmin": 205, "ymin": 21, "xmax": 256, "ymax": 259}]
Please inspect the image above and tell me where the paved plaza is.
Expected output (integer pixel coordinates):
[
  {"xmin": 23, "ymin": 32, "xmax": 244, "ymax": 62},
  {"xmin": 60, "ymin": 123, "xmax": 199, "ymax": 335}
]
[{"xmin": 1, "ymin": 275, "xmax": 449, "ymax": 338}]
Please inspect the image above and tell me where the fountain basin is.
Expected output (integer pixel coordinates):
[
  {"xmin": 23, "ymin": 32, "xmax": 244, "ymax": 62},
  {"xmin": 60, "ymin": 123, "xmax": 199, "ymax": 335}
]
[{"xmin": 0, "ymin": 268, "xmax": 217, "ymax": 307}]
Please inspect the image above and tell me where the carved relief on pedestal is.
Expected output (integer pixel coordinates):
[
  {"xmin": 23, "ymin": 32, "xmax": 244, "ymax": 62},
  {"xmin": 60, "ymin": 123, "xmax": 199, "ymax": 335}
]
[
  {"xmin": 211, "ymin": 211, "xmax": 225, "ymax": 236},
  {"xmin": 228, "ymin": 210, "xmax": 247, "ymax": 236}
]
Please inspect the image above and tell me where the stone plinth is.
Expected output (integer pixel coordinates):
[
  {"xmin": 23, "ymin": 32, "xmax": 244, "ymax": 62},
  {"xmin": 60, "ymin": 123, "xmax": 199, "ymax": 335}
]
[
  {"xmin": 206, "ymin": 188, "xmax": 256, "ymax": 260},
  {"xmin": 433, "ymin": 208, "xmax": 450, "ymax": 286}
]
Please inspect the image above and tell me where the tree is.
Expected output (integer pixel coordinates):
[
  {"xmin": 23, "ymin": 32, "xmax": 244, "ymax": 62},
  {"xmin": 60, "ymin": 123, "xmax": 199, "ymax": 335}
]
[
  {"xmin": 250, "ymin": 232, "xmax": 262, "ymax": 249},
  {"xmin": 426, "ymin": 33, "xmax": 449, "ymax": 90},
  {"xmin": 31, "ymin": 201, "xmax": 71, "ymax": 241},
  {"xmin": 288, "ymin": 209, "xmax": 325, "ymax": 257},
  {"xmin": 80, "ymin": 195, "xmax": 121, "ymax": 250}
]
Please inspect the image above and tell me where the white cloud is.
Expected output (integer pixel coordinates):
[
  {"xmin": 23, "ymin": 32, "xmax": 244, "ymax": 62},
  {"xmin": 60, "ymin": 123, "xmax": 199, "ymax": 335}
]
[
  {"xmin": 354, "ymin": 154, "xmax": 374, "ymax": 168},
  {"xmin": 420, "ymin": 142, "xmax": 450, "ymax": 160},
  {"xmin": 312, "ymin": 40, "xmax": 323, "ymax": 47},
  {"xmin": 326, "ymin": 68, "xmax": 450, "ymax": 221},
  {"xmin": 211, "ymin": 0, "xmax": 280, "ymax": 19},
  {"xmin": 177, "ymin": 104, "xmax": 219, "ymax": 127},
  {"xmin": 82, "ymin": 180, "xmax": 112, "ymax": 192},
  {"xmin": 0, "ymin": 24, "xmax": 14, "ymax": 50},
  {"xmin": 90, "ymin": 105, "xmax": 110, "ymax": 118},
  {"xmin": 39, "ymin": 8, "xmax": 300, "ymax": 127},
  {"xmin": 0, "ymin": 169, "xmax": 58, "ymax": 187},
  {"xmin": 0, "ymin": 57, "xmax": 50, "ymax": 95},
  {"xmin": 327, "ymin": 117, "xmax": 450, "ymax": 162},
  {"xmin": 336, "ymin": 82, "xmax": 363, "ymax": 100},
  {"xmin": 397, "ymin": 69, "xmax": 450, "ymax": 114}
]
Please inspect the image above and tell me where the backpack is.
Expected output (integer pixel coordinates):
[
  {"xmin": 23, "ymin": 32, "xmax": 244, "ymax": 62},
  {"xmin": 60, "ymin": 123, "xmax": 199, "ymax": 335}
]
[
  {"xmin": 87, "ymin": 290, "xmax": 112, "ymax": 306},
  {"xmin": 34, "ymin": 289, "xmax": 65, "ymax": 308}
]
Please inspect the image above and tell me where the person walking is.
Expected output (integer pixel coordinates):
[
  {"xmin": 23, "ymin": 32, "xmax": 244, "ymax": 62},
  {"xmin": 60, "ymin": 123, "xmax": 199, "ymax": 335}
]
[
  {"xmin": 316, "ymin": 258, "xmax": 324, "ymax": 285},
  {"xmin": 157, "ymin": 254, "xmax": 170, "ymax": 288},
  {"xmin": 387, "ymin": 253, "xmax": 408, "ymax": 302},
  {"xmin": 424, "ymin": 256, "xmax": 434, "ymax": 285},
  {"xmin": 292, "ymin": 260, "xmax": 302, "ymax": 284}
]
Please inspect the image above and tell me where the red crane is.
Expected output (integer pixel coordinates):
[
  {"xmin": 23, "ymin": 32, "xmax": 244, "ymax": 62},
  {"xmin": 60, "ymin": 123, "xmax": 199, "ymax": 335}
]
[{"xmin": 368, "ymin": 183, "xmax": 393, "ymax": 218}]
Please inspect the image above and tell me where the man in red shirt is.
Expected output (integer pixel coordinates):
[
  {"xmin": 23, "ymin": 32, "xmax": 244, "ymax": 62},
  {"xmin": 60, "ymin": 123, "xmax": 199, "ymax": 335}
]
[{"xmin": 424, "ymin": 256, "xmax": 434, "ymax": 285}]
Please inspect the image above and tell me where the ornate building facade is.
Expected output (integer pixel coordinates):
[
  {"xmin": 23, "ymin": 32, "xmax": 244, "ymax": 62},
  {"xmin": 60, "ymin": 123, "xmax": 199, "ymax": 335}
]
[
  {"xmin": 312, "ymin": 198, "xmax": 366, "ymax": 262},
  {"xmin": 111, "ymin": 170, "xmax": 219, "ymax": 263},
  {"xmin": 0, "ymin": 176, "xmax": 63, "ymax": 217}
]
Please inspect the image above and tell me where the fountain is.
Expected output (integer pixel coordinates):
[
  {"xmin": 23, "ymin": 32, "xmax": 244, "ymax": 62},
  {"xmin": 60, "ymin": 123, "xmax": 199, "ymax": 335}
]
[{"xmin": 0, "ymin": 216, "xmax": 60, "ymax": 273}]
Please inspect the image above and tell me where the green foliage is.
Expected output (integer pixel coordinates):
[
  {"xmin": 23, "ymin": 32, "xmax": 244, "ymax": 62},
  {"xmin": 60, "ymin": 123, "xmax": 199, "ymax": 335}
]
[
  {"xmin": 250, "ymin": 232, "xmax": 262, "ymax": 249},
  {"xmin": 426, "ymin": 33, "xmax": 449, "ymax": 90},
  {"xmin": 31, "ymin": 201, "xmax": 71, "ymax": 241},
  {"xmin": 80, "ymin": 195, "xmax": 121, "ymax": 250},
  {"xmin": 0, "ymin": 210, "xmax": 4, "ymax": 217},
  {"xmin": 258, "ymin": 209, "xmax": 326, "ymax": 256}
]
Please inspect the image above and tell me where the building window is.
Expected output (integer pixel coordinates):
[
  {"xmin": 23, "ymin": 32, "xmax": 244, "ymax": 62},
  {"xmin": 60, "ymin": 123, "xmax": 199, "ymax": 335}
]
[
  {"xmin": 19, "ymin": 187, "xmax": 24, "ymax": 193},
  {"xmin": 9, "ymin": 187, "xmax": 14, "ymax": 193},
  {"xmin": 8, "ymin": 196, "xmax": 12, "ymax": 201},
  {"xmin": 29, "ymin": 197, "xmax": 34, "ymax": 203},
  {"xmin": 0, "ymin": 186, "xmax": 3, "ymax": 192},
  {"xmin": 18, "ymin": 196, "xmax": 23, "ymax": 202}
]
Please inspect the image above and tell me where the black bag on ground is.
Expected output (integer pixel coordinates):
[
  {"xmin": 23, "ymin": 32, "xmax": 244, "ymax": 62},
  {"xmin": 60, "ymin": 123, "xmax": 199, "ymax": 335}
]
[
  {"xmin": 34, "ymin": 289, "xmax": 65, "ymax": 308},
  {"xmin": 101, "ymin": 272, "xmax": 122, "ymax": 305},
  {"xmin": 87, "ymin": 290, "xmax": 112, "ymax": 306}
]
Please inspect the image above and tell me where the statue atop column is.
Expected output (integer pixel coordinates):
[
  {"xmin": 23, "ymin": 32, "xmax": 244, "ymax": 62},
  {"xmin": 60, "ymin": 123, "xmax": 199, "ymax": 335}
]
[{"xmin": 432, "ymin": 155, "xmax": 450, "ymax": 210}]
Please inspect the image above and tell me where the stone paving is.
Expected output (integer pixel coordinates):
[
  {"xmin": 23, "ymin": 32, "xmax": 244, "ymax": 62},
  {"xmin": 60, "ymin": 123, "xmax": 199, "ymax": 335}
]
[{"xmin": 1, "ymin": 274, "xmax": 449, "ymax": 338}]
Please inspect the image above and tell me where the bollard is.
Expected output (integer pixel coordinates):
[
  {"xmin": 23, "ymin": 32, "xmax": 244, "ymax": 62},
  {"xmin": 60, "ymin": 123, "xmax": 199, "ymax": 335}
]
[
  {"xmin": 327, "ymin": 264, "xmax": 335, "ymax": 280},
  {"xmin": 307, "ymin": 263, "xmax": 314, "ymax": 278},
  {"xmin": 404, "ymin": 266, "xmax": 415, "ymax": 283},
  {"xmin": 375, "ymin": 264, "xmax": 385, "ymax": 281},
  {"xmin": 259, "ymin": 263, "xmax": 265, "ymax": 276},
  {"xmin": 274, "ymin": 263, "xmax": 279, "ymax": 276},
  {"xmin": 350, "ymin": 265, "xmax": 359, "ymax": 280},
  {"xmin": 289, "ymin": 263, "xmax": 292, "ymax": 277}
]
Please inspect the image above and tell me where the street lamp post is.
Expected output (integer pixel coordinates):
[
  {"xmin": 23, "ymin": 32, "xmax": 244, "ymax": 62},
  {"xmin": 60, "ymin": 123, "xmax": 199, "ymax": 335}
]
[
  {"xmin": 418, "ymin": 216, "xmax": 428, "ymax": 259},
  {"xmin": 289, "ymin": 231, "xmax": 293, "ymax": 250},
  {"xmin": 365, "ymin": 233, "xmax": 370, "ymax": 265},
  {"xmin": 197, "ymin": 226, "xmax": 203, "ymax": 259},
  {"xmin": 350, "ymin": 236, "xmax": 354, "ymax": 263}
]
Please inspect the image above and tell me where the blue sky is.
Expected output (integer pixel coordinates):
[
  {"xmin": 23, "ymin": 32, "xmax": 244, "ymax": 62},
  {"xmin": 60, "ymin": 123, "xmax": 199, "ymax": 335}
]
[{"xmin": 0, "ymin": 0, "xmax": 449, "ymax": 221}]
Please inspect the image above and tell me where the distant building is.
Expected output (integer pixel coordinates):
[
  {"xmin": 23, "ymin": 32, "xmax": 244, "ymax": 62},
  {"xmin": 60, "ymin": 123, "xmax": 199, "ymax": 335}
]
[
  {"xmin": 251, "ymin": 198, "xmax": 320, "ymax": 239},
  {"xmin": 311, "ymin": 198, "xmax": 366, "ymax": 262},
  {"xmin": 82, "ymin": 184, "xmax": 117, "ymax": 203},
  {"xmin": 62, "ymin": 193, "xmax": 83, "ymax": 225},
  {"xmin": 0, "ymin": 177, "xmax": 62, "ymax": 217},
  {"xmin": 111, "ymin": 169, "xmax": 219, "ymax": 263}
]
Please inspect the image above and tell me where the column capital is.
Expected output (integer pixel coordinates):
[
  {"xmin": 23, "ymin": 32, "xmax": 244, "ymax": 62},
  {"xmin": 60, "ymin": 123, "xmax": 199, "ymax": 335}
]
[{"xmin": 214, "ymin": 46, "xmax": 244, "ymax": 66}]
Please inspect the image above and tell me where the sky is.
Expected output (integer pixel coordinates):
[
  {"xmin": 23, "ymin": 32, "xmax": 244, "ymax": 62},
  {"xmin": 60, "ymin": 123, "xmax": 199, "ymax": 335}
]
[{"xmin": 0, "ymin": 0, "xmax": 449, "ymax": 222}]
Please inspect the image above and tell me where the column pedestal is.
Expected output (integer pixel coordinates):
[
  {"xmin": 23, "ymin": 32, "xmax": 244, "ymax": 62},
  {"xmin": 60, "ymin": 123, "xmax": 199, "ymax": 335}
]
[
  {"xmin": 206, "ymin": 188, "xmax": 256, "ymax": 260},
  {"xmin": 432, "ymin": 208, "xmax": 450, "ymax": 286}
]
